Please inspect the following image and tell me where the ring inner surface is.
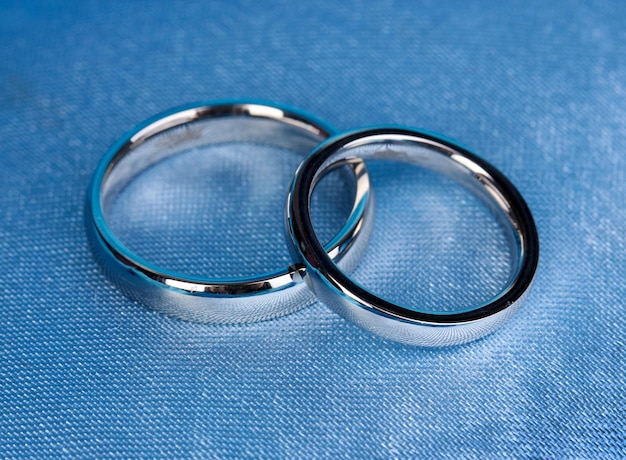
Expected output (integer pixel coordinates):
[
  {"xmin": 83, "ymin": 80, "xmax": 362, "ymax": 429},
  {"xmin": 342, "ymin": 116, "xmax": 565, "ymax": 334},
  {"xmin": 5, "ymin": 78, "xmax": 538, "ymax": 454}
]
[
  {"xmin": 311, "ymin": 136, "xmax": 521, "ymax": 314},
  {"xmin": 102, "ymin": 115, "xmax": 355, "ymax": 279}
]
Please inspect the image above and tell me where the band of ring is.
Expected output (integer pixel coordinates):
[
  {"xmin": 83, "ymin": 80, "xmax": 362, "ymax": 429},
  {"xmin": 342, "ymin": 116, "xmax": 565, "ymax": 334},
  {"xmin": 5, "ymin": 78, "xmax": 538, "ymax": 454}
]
[
  {"xmin": 286, "ymin": 127, "xmax": 539, "ymax": 346},
  {"xmin": 86, "ymin": 100, "xmax": 371, "ymax": 323}
]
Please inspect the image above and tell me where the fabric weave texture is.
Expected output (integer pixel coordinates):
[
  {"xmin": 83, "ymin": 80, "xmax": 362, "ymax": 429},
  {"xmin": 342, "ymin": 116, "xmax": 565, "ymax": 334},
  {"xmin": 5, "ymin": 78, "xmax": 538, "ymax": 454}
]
[{"xmin": 1, "ymin": 1, "xmax": 625, "ymax": 458}]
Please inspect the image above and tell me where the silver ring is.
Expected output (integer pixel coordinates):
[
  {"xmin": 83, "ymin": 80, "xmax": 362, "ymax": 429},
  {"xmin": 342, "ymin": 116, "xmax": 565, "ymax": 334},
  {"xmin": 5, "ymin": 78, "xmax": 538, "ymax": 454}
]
[
  {"xmin": 86, "ymin": 100, "xmax": 371, "ymax": 323},
  {"xmin": 286, "ymin": 127, "xmax": 539, "ymax": 346}
]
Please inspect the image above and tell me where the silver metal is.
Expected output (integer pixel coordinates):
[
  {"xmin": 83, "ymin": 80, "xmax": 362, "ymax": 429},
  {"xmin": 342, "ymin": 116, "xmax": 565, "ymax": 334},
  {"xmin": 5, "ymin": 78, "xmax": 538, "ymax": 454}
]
[
  {"xmin": 286, "ymin": 127, "xmax": 539, "ymax": 346},
  {"xmin": 86, "ymin": 100, "xmax": 371, "ymax": 323}
]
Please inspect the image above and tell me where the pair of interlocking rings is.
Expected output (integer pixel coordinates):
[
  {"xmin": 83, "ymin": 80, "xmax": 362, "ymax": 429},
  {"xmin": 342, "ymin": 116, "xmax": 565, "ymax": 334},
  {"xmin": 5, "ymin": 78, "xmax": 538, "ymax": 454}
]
[{"xmin": 87, "ymin": 100, "xmax": 539, "ymax": 346}]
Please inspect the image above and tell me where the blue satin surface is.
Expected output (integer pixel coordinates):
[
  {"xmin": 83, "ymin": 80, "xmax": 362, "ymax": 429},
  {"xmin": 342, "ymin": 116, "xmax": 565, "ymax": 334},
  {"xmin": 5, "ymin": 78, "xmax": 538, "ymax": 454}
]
[{"xmin": 1, "ymin": 1, "xmax": 625, "ymax": 457}]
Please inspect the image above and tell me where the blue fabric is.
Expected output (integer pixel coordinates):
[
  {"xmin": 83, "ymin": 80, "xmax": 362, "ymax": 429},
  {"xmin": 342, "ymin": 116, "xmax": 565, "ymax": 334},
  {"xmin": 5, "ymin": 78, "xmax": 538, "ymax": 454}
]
[{"xmin": 1, "ymin": 0, "xmax": 625, "ymax": 457}]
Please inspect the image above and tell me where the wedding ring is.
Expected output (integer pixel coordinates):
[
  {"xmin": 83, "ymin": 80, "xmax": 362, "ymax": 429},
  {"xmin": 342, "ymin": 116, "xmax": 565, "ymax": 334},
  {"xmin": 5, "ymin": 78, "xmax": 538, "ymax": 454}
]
[
  {"xmin": 286, "ymin": 127, "xmax": 539, "ymax": 346},
  {"xmin": 86, "ymin": 101, "xmax": 371, "ymax": 323}
]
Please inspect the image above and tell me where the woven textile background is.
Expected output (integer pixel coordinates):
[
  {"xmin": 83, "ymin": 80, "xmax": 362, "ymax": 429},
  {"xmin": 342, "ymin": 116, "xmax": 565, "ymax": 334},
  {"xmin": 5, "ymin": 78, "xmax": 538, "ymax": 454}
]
[{"xmin": 1, "ymin": 1, "xmax": 625, "ymax": 457}]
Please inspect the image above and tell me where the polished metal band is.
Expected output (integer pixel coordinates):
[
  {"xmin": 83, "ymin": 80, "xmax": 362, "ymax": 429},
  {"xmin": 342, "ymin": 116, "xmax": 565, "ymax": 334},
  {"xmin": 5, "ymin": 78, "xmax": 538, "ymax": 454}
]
[
  {"xmin": 87, "ymin": 101, "xmax": 371, "ymax": 323},
  {"xmin": 286, "ymin": 127, "xmax": 539, "ymax": 346}
]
